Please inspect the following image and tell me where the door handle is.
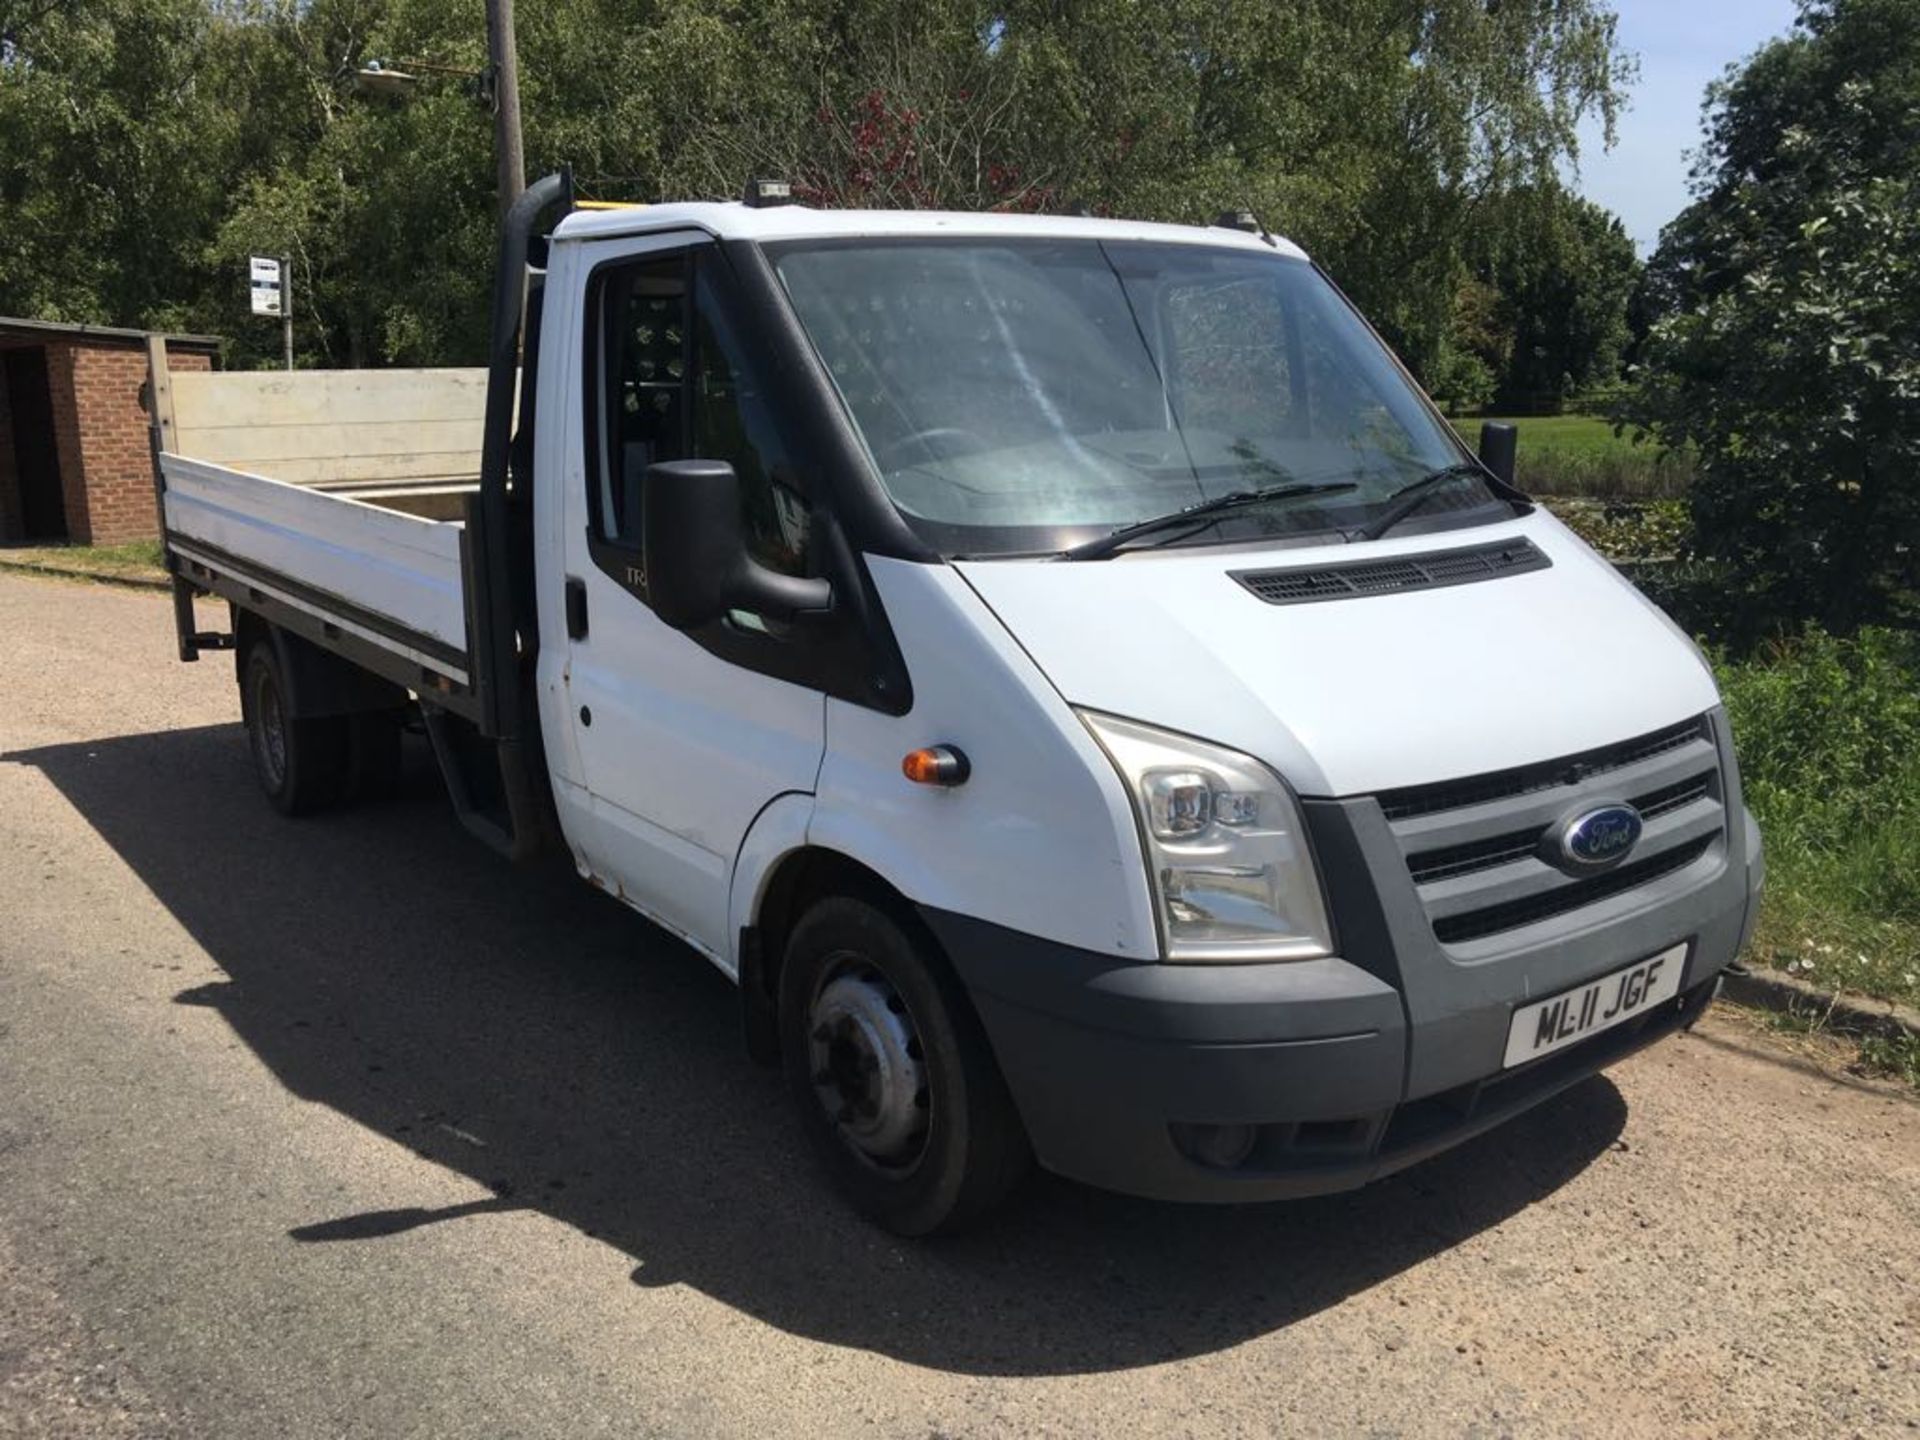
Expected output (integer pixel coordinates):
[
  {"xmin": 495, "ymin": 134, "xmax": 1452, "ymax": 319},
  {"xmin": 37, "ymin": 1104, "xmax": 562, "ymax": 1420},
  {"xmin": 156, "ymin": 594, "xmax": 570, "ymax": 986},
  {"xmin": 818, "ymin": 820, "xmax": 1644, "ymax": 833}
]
[{"xmin": 565, "ymin": 576, "xmax": 589, "ymax": 640}]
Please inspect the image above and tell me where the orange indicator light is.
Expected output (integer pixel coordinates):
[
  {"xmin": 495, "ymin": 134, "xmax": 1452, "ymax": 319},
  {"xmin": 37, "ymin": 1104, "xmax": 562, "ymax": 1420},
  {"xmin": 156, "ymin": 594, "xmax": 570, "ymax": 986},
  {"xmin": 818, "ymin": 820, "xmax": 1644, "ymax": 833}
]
[{"xmin": 902, "ymin": 745, "xmax": 970, "ymax": 787}]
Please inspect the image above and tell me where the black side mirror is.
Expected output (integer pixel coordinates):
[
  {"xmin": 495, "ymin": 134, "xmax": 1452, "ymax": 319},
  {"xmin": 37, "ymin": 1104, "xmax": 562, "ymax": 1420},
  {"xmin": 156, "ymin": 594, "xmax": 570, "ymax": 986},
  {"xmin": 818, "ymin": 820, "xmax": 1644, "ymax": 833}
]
[
  {"xmin": 641, "ymin": 459, "xmax": 832, "ymax": 631},
  {"xmin": 1478, "ymin": 421, "xmax": 1518, "ymax": 487}
]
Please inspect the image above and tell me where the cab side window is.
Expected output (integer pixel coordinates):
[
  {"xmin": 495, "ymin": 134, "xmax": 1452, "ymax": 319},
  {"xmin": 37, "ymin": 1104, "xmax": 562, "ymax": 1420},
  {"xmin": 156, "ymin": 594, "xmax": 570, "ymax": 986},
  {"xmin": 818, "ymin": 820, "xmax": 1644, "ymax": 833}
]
[
  {"xmin": 689, "ymin": 279, "xmax": 811, "ymax": 576},
  {"xmin": 588, "ymin": 249, "xmax": 810, "ymax": 583},
  {"xmin": 594, "ymin": 256, "xmax": 688, "ymax": 548}
]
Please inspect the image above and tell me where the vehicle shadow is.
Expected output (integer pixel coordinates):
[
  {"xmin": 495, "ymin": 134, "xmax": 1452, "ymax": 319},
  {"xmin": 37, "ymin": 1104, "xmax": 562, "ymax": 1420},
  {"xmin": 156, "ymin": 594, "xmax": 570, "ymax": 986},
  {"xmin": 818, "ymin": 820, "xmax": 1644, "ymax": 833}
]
[{"xmin": 6, "ymin": 723, "xmax": 1627, "ymax": 1377}]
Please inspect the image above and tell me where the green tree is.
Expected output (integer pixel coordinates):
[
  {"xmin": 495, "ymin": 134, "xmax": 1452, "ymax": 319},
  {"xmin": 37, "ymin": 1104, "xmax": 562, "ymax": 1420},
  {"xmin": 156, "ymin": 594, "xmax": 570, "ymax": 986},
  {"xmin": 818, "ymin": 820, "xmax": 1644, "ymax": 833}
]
[
  {"xmin": 1626, "ymin": 0, "xmax": 1920, "ymax": 637},
  {"xmin": 0, "ymin": 0, "xmax": 253, "ymax": 327},
  {"xmin": 3, "ymin": 0, "xmax": 1635, "ymax": 384},
  {"xmin": 204, "ymin": 0, "xmax": 499, "ymax": 367},
  {"xmin": 1427, "ymin": 276, "xmax": 1507, "ymax": 413},
  {"xmin": 1465, "ymin": 183, "xmax": 1638, "ymax": 412},
  {"xmin": 646, "ymin": 0, "xmax": 1633, "ymax": 386}
]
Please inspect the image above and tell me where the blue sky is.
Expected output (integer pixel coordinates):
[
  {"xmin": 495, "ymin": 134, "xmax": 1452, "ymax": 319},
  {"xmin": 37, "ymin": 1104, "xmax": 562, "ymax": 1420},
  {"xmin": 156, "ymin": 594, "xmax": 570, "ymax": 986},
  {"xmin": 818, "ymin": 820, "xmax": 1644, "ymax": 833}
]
[{"xmin": 1571, "ymin": 0, "xmax": 1803, "ymax": 253}]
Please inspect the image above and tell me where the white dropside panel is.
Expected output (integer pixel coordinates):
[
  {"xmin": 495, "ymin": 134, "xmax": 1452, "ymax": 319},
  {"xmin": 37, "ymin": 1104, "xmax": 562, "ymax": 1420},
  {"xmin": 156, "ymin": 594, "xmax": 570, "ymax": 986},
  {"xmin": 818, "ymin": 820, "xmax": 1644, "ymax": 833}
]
[{"xmin": 161, "ymin": 453, "xmax": 469, "ymax": 653}]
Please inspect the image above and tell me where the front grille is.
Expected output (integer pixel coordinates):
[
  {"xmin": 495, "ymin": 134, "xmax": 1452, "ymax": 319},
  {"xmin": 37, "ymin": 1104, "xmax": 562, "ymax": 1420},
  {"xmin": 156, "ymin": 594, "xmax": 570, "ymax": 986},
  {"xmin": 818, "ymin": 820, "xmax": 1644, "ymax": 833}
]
[
  {"xmin": 1430, "ymin": 835, "xmax": 1715, "ymax": 944},
  {"xmin": 1231, "ymin": 538, "xmax": 1549, "ymax": 607},
  {"xmin": 1404, "ymin": 761, "xmax": 1718, "ymax": 886},
  {"xmin": 1407, "ymin": 828, "xmax": 1542, "ymax": 885},
  {"xmin": 1636, "ymin": 774, "xmax": 1712, "ymax": 820},
  {"xmin": 1379, "ymin": 715, "xmax": 1727, "ymax": 948},
  {"xmin": 1378, "ymin": 716, "xmax": 1708, "ymax": 822}
]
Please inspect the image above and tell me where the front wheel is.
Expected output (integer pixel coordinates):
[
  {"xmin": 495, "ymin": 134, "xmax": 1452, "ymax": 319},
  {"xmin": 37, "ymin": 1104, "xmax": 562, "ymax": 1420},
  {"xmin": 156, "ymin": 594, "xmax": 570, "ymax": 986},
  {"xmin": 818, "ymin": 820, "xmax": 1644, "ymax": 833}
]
[{"xmin": 779, "ymin": 897, "xmax": 1031, "ymax": 1235}]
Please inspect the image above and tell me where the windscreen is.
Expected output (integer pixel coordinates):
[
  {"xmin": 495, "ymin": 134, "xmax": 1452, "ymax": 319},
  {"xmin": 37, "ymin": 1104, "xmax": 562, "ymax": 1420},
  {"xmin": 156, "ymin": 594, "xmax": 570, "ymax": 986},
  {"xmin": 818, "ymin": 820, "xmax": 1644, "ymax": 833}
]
[{"xmin": 773, "ymin": 238, "xmax": 1495, "ymax": 556}]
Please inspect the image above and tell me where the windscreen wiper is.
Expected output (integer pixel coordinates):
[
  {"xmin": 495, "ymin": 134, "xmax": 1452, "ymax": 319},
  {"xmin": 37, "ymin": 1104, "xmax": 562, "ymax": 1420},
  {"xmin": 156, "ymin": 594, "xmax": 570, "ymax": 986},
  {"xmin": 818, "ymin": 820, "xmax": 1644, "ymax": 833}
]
[
  {"xmin": 1352, "ymin": 463, "xmax": 1488, "ymax": 542},
  {"xmin": 1059, "ymin": 481, "xmax": 1360, "ymax": 562}
]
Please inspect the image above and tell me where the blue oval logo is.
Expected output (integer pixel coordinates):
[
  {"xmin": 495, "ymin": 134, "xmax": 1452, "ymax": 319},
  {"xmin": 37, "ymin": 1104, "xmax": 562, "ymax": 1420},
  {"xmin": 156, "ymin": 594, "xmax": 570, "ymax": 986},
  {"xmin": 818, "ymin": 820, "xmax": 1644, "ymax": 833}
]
[{"xmin": 1559, "ymin": 804, "xmax": 1643, "ymax": 870}]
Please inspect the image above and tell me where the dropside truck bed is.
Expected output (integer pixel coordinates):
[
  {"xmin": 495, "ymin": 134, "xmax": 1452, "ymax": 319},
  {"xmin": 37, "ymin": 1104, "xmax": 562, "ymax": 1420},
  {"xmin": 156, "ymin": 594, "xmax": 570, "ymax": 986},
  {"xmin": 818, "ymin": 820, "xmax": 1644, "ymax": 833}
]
[
  {"xmin": 154, "ymin": 174, "xmax": 567, "ymax": 859},
  {"xmin": 160, "ymin": 453, "xmax": 475, "ymax": 705}
]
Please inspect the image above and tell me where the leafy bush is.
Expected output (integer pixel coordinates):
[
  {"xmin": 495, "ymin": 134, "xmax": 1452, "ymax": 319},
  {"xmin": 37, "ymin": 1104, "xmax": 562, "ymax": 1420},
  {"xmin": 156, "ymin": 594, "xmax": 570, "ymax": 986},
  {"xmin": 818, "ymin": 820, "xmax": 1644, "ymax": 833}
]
[
  {"xmin": 1717, "ymin": 628, "xmax": 1920, "ymax": 851},
  {"xmin": 1715, "ymin": 628, "xmax": 1920, "ymax": 1013},
  {"xmin": 1627, "ymin": 1, "xmax": 1920, "ymax": 637},
  {"xmin": 1426, "ymin": 346, "xmax": 1498, "ymax": 416},
  {"xmin": 1546, "ymin": 499, "xmax": 1688, "ymax": 557}
]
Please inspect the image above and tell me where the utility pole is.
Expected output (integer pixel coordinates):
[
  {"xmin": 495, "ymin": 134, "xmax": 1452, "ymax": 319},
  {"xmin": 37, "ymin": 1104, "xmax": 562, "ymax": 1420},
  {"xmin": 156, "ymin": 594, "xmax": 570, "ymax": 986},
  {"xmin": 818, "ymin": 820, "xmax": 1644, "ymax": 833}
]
[{"xmin": 485, "ymin": 0, "xmax": 525, "ymax": 218}]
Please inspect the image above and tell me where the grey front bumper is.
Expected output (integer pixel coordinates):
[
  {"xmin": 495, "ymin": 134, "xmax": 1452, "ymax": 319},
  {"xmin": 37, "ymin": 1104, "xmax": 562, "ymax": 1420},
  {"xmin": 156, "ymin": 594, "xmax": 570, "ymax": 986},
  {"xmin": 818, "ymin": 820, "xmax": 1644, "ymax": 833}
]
[
  {"xmin": 921, "ymin": 785, "xmax": 1762, "ymax": 1205},
  {"xmin": 926, "ymin": 912, "xmax": 1734, "ymax": 1204}
]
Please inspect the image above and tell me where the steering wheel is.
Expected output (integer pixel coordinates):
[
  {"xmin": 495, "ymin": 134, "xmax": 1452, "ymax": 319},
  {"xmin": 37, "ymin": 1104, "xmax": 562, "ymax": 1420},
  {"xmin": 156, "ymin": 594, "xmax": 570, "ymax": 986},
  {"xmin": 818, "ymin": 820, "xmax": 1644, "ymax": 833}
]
[{"xmin": 871, "ymin": 426, "xmax": 993, "ymax": 471}]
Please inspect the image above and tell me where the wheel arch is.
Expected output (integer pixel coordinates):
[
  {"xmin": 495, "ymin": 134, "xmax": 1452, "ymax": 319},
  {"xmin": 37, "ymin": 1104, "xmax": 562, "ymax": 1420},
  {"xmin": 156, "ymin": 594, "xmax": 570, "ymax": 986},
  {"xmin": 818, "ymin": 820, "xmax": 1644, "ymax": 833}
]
[
  {"xmin": 233, "ymin": 606, "xmax": 271, "ymax": 684},
  {"xmin": 735, "ymin": 833, "xmax": 943, "ymax": 1067},
  {"xmin": 232, "ymin": 611, "xmax": 407, "ymax": 720}
]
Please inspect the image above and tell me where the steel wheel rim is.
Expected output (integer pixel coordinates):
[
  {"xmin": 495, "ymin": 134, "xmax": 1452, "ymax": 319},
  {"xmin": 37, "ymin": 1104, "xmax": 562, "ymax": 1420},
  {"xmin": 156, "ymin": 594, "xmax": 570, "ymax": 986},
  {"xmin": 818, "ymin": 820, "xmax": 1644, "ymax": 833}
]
[
  {"xmin": 251, "ymin": 665, "xmax": 287, "ymax": 790},
  {"xmin": 806, "ymin": 953, "xmax": 932, "ymax": 1173}
]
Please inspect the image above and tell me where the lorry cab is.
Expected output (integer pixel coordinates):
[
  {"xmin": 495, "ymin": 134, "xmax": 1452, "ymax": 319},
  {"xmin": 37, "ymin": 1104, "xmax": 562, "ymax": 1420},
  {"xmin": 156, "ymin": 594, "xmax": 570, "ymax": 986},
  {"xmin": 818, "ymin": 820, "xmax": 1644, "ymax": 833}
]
[{"xmin": 159, "ymin": 182, "xmax": 1763, "ymax": 1234}]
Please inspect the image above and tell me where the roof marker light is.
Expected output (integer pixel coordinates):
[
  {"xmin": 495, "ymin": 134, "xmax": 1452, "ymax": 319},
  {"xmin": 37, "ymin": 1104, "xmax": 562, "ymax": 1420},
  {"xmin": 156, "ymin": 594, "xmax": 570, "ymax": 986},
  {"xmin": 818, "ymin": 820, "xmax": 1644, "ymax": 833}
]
[{"xmin": 743, "ymin": 178, "xmax": 794, "ymax": 208}]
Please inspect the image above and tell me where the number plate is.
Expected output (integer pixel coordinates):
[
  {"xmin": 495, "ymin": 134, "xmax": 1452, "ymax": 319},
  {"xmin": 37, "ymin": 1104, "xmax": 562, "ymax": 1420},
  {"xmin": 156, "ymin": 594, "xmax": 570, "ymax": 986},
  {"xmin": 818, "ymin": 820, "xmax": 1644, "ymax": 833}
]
[{"xmin": 1503, "ymin": 943, "xmax": 1688, "ymax": 1068}]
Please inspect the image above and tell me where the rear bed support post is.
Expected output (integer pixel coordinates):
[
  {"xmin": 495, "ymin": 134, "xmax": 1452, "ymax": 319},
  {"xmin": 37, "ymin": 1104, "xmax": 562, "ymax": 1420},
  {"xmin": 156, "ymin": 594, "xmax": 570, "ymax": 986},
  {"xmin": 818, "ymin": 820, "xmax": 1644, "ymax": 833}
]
[
  {"xmin": 424, "ymin": 169, "xmax": 569, "ymax": 863},
  {"xmin": 143, "ymin": 333, "xmax": 203, "ymax": 663}
]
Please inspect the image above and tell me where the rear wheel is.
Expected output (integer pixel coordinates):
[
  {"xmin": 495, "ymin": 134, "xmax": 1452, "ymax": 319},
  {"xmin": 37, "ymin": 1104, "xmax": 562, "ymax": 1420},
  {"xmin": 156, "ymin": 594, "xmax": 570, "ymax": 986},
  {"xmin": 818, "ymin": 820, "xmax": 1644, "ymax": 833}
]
[
  {"xmin": 240, "ymin": 641, "xmax": 349, "ymax": 815},
  {"xmin": 779, "ymin": 897, "xmax": 1030, "ymax": 1235}
]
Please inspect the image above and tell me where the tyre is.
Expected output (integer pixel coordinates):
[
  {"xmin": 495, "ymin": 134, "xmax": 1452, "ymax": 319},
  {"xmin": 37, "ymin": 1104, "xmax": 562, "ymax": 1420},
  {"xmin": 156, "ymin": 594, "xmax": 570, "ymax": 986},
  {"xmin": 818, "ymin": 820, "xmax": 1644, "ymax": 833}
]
[
  {"xmin": 779, "ymin": 897, "xmax": 1031, "ymax": 1235},
  {"xmin": 239, "ymin": 640, "xmax": 350, "ymax": 816}
]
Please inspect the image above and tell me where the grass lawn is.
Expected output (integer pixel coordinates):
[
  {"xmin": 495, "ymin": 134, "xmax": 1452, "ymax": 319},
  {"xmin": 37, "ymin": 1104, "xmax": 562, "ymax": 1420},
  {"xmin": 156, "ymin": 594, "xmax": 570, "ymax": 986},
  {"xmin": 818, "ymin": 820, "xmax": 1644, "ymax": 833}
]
[
  {"xmin": 1448, "ymin": 413, "xmax": 1693, "ymax": 498},
  {"xmin": 1745, "ymin": 894, "xmax": 1920, "ymax": 1088},
  {"xmin": 1715, "ymin": 630, "xmax": 1920, "ymax": 1086},
  {"xmin": 0, "ymin": 539, "xmax": 167, "ymax": 584},
  {"xmin": 1474, "ymin": 413, "xmax": 1646, "ymax": 459}
]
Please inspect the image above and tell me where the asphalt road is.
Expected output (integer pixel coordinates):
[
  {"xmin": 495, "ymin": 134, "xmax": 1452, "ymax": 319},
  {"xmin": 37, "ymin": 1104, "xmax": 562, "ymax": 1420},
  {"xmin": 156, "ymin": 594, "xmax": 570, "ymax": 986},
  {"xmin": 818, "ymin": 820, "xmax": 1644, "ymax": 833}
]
[{"xmin": 1, "ymin": 570, "xmax": 1916, "ymax": 1439}]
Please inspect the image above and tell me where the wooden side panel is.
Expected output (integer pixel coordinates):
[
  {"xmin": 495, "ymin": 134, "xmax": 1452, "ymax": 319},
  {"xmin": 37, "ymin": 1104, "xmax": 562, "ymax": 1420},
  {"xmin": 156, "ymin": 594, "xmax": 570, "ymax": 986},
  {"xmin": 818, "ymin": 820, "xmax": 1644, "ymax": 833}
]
[{"xmin": 168, "ymin": 368, "xmax": 493, "ymax": 486}]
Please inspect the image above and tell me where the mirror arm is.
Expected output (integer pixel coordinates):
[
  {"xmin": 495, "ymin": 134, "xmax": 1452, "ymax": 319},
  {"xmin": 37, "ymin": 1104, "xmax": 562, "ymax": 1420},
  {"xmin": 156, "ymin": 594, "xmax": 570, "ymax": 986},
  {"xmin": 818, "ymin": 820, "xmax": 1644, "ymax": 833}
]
[{"xmin": 742, "ymin": 567, "xmax": 833, "ymax": 621}]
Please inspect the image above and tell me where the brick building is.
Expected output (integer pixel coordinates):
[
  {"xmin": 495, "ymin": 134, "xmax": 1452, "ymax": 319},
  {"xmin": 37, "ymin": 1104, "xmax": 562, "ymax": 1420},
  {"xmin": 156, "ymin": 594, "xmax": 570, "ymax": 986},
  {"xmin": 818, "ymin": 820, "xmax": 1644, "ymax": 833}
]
[{"xmin": 0, "ymin": 318, "xmax": 220, "ymax": 546}]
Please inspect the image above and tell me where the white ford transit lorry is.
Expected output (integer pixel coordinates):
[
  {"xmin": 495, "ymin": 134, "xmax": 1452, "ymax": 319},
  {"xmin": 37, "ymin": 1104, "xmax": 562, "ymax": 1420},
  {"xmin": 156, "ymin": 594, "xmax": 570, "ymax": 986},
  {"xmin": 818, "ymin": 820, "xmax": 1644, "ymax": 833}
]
[{"xmin": 155, "ymin": 176, "xmax": 1764, "ymax": 1234}]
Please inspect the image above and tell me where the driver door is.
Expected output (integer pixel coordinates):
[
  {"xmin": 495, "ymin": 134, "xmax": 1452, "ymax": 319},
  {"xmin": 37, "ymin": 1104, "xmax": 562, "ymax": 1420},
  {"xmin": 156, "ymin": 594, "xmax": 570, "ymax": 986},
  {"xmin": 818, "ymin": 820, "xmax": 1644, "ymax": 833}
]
[{"xmin": 556, "ymin": 234, "xmax": 825, "ymax": 966}]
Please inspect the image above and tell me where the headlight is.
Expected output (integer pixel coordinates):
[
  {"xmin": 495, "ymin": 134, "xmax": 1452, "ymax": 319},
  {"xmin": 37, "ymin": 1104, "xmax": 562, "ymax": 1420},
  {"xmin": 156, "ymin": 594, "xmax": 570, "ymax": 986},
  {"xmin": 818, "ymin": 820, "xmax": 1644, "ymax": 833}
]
[{"xmin": 1081, "ymin": 711, "xmax": 1332, "ymax": 963}]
